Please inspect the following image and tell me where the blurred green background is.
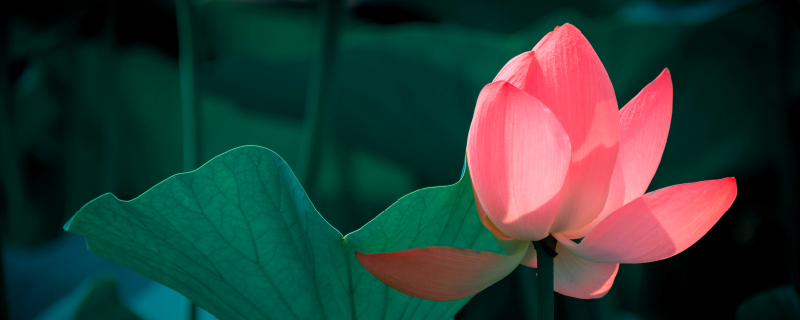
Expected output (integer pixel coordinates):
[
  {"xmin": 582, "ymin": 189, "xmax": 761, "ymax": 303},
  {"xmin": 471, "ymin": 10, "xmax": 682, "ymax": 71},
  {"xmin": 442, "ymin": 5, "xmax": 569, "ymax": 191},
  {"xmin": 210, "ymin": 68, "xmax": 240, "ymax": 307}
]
[{"xmin": 1, "ymin": 0, "xmax": 799, "ymax": 319}]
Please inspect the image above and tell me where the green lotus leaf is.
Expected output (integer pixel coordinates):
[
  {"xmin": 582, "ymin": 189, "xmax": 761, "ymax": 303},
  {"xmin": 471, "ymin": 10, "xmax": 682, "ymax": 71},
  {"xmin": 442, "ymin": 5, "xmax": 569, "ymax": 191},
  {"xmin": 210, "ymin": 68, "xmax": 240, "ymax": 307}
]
[{"xmin": 65, "ymin": 145, "xmax": 502, "ymax": 320}]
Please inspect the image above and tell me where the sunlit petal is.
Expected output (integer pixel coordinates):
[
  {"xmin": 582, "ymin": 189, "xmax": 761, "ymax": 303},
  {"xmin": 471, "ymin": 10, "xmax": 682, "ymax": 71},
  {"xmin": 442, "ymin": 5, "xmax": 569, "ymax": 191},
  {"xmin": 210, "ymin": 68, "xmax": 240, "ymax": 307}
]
[
  {"xmin": 554, "ymin": 178, "xmax": 737, "ymax": 263},
  {"xmin": 493, "ymin": 50, "xmax": 536, "ymax": 90},
  {"xmin": 516, "ymin": 23, "xmax": 621, "ymax": 233},
  {"xmin": 562, "ymin": 69, "xmax": 673, "ymax": 239},
  {"xmin": 615, "ymin": 68, "xmax": 673, "ymax": 205},
  {"xmin": 467, "ymin": 81, "xmax": 571, "ymax": 240}
]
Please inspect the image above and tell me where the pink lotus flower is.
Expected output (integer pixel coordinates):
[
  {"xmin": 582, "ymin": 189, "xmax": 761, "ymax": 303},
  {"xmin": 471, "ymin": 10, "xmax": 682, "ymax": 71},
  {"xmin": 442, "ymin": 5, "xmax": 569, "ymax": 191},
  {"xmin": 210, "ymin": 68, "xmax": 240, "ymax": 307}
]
[{"xmin": 357, "ymin": 23, "xmax": 736, "ymax": 301}]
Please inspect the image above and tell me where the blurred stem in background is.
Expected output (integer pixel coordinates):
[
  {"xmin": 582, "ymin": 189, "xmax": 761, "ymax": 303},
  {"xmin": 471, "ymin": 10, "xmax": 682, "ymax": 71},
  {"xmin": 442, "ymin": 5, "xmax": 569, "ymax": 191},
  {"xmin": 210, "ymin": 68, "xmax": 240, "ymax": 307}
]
[
  {"xmin": 534, "ymin": 239, "xmax": 556, "ymax": 320},
  {"xmin": 0, "ymin": 1, "xmax": 29, "ymax": 248},
  {"xmin": 188, "ymin": 301, "xmax": 197, "ymax": 320},
  {"xmin": 176, "ymin": 0, "xmax": 198, "ymax": 172},
  {"xmin": 99, "ymin": 0, "xmax": 121, "ymax": 196},
  {"xmin": 0, "ymin": 5, "xmax": 14, "ymax": 319},
  {"xmin": 175, "ymin": 0, "xmax": 199, "ymax": 318},
  {"xmin": 296, "ymin": 0, "xmax": 343, "ymax": 187},
  {"xmin": 0, "ymin": 249, "xmax": 6, "ymax": 320}
]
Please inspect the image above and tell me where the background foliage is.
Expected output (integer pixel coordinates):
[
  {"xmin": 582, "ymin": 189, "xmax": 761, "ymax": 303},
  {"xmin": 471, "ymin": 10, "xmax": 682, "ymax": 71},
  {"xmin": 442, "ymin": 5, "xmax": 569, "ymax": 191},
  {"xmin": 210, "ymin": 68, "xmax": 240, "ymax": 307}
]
[{"xmin": 2, "ymin": 0, "xmax": 800, "ymax": 319}]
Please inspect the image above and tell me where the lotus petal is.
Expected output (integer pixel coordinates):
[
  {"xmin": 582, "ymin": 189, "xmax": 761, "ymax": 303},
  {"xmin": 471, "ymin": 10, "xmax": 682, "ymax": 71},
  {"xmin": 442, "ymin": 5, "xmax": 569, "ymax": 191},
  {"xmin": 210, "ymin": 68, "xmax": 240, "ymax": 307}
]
[
  {"xmin": 467, "ymin": 81, "xmax": 571, "ymax": 240},
  {"xmin": 562, "ymin": 69, "xmax": 673, "ymax": 239},
  {"xmin": 554, "ymin": 178, "xmax": 737, "ymax": 263},
  {"xmin": 474, "ymin": 187, "xmax": 514, "ymax": 240},
  {"xmin": 521, "ymin": 243, "xmax": 537, "ymax": 268},
  {"xmin": 614, "ymin": 69, "xmax": 673, "ymax": 206},
  {"xmin": 553, "ymin": 243, "xmax": 619, "ymax": 299},
  {"xmin": 356, "ymin": 246, "xmax": 526, "ymax": 301},
  {"xmin": 493, "ymin": 51, "xmax": 536, "ymax": 90},
  {"xmin": 505, "ymin": 23, "xmax": 621, "ymax": 233}
]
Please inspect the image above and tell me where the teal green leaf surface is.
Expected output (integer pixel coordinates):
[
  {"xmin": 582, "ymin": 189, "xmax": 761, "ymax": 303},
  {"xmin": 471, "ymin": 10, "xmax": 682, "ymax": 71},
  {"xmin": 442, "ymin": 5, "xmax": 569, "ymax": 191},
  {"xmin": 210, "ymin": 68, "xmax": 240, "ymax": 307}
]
[
  {"xmin": 65, "ymin": 146, "xmax": 501, "ymax": 320},
  {"xmin": 346, "ymin": 161, "xmax": 499, "ymax": 255}
]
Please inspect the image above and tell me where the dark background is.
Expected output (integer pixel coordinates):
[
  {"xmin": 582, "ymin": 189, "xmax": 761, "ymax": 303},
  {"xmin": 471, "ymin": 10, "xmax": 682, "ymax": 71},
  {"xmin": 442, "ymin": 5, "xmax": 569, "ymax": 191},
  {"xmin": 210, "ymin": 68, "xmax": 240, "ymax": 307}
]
[{"xmin": 1, "ymin": 0, "xmax": 799, "ymax": 319}]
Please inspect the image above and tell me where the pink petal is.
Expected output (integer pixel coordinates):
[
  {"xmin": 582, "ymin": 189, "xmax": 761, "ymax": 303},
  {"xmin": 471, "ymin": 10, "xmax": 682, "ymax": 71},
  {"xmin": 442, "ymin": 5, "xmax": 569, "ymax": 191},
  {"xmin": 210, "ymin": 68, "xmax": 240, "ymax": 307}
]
[
  {"xmin": 473, "ymin": 187, "xmax": 513, "ymax": 240},
  {"xmin": 356, "ymin": 246, "xmax": 526, "ymax": 301},
  {"xmin": 491, "ymin": 236, "xmax": 529, "ymax": 256},
  {"xmin": 562, "ymin": 69, "xmax": 673, "ymax": 239},
  {"xmin": 559, "ymin": 159, "xmax": 624, "ymax": 239},
  {"xmin": 467, "ymin": 81, "xmax": 571, "ymax": 241},
  {"xmin": 554, "ymin": 178, "xmax": 737, "ymax": 264},
  {"xmin": 487, "ymin": 234, "xmax": 534, "ymax": 267},
  {"xmin": 493, "ymin": 51, "xmax": 536, "ymax": 90},
  {"xmin": 615, "ymin": 68, "xmax": 673, "ymax": 206},
  {"xmin": 520, "ymin": 244, "xmax": 537, "ymax": 268},
  {"xmin": 553, "ymin": 243, "xmax": 619, "ymax": 299},
  {"xmin": 500, "ymin": 23, "xmax": 621, "ymax": 233}
]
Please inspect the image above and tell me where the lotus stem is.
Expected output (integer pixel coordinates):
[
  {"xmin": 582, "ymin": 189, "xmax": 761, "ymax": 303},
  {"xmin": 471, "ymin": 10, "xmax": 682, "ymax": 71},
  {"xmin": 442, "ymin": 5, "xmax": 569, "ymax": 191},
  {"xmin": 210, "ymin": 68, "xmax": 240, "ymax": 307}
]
[
  {"xmin": 534, "ymin": 236, "xmax": 557, "ymax": 320},
  {"xmin": 0, "ymin": 0, "xmax": 27, "ymax": 249},
  {"xmin": 188, "ymin": 300, "xmax": 197, "ymax": 320},
  {"xmin": 296, "ymin": 0, "xmax": 343, "ymax": 187},
  {"xmin": 0, "ymin": 243, "xmax": 6, "ymax": 320},
  {"xmin": 0, "ymin": 6, "xmax": 12, "ymax": 318},
  {"xmin": 176, "ymin": 0, "xmax": 197, "ymax": 172},
  {"xmin": 175, "ymin": 0, "xmax": 198, "ymax": 318}
]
